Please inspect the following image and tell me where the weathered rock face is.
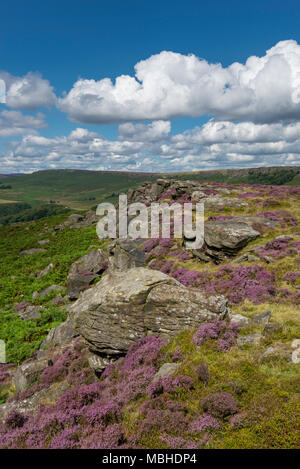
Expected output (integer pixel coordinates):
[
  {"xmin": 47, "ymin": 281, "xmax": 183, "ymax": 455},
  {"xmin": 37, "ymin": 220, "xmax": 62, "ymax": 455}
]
[
  {"xmin": 87, "ymin": 352, "xmax": 113, "ymax": 374},
  {"xmin": 237, "ymin": 334, "xmax": 263, "ymax": 346},
  {"xmin": 69, "ymin": 267, "xmax": 229, "ymax": 356},
  {"xmin": 126, "ymin": 179, "xmax": 251, "ymax": 206},
  {"xmin": 68, "ymin": 249, "xmax": 106, "ymax": 276},
  {"xmin": 187, "ymin": 220, "xmax": 261, "ymax": 263},
  {"xmin": 127, "ymin": 179, "xmax": 203, "ymax": 204},
  {"xmin": 108, "ymin": 239, "xmax": 146, "ymax": 271},
  {"xmin": 13, "ymin": 358, "xmax": 48, "ymax": 392},
  {"xmin": 153, "ymin": 363, "xmax": 179, "ymax": 381},
  {"xmin": 204, "ymin": 197, "xmax": 248, "ymax": 210},
  {"xmin": 0, "ymin": 381, "xmax": 69, "ymax": 421},
  {"xmin": 67, "ymin": 273, "xmax": 97, "ymax": 300},
  {"xmin": 39, "ymin": 319, "xmax": 78, "ymax": 350},
  {"xmin": 66, "ymin": 249, "xmax": 106, "ymax": 299},
  {"xmin": 204, "ymin": 221, "xmax": 260, "ymax": 257}
]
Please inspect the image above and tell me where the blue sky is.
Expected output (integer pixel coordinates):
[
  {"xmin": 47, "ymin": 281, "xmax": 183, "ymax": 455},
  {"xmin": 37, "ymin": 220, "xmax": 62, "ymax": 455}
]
[{"xmin": 1, "ymin": 0, "xmax": 300, "ymax": 173}]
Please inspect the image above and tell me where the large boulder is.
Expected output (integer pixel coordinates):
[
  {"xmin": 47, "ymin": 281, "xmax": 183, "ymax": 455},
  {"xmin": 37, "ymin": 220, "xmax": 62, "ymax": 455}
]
[
  {"xmin": 69, "ymin": 267, "xmax": 229, "ymax": 356},
  {"xmin": 67, "ymin": 249, "xmax": 106, "ymax": 299},
  {"xmin": 204, "ymin": 221, "xmax": 260, "ymax": 256}
]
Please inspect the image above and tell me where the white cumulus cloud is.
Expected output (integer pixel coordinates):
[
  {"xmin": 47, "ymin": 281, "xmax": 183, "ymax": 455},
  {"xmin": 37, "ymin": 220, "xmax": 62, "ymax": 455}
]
[
  {"xmin": 0, "ymin": 71, "xmax": 56, "ymax": 110},
  {"xmin": 58, "ymin": 40, "xmax": 300, "ymax": 124}
]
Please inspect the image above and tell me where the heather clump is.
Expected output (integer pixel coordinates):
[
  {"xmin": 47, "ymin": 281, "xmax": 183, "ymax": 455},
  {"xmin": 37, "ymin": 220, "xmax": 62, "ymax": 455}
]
[
  {"xmin": 257, "ymin": 210, "xmax": 298, "ymax": 227},
  {"xmin": 160, "ymin": 260, "xmax": 175, "ymax": 274},
  {"xmin": 171, "ymin": 265, "xmax": 278, "ymax": 305},
  {"xmin": 229, "ymin": 412, "xmax": 248, "ymax": 429},
  {"xmin": 138, "ymin": 396, "xmax": 190, "ymax": 436},
  {"xmin": 0, "ymin": 337, "xmax": 166, "ymax": 449},
  {"xmin": 179, "ymin": 252, "xmax": 191, "ymax": 261},
  {"xmin": 82, "ymin": 424, "xmax": 125, "ymax": 449},
  {"xmin": 283, "ymin": 271, "xmax": 300, "ymax": 285},
  {"xmin": 255, "ymin": 237, "xmax": 299, "ymax": 260},
  {"xmin": 56, "ymin": 382, "xmax": 102, "ymax": 411},
  {"xmin": 171, "ymin": 348, "xmax": 183, "ymax": 362},
  {"xmin": 85, "ymin": 401, "xmax": 122, "ymax": 426},
  {"xmin": 172, "ymin": 267, "xmax": 204, "ymax": 287},
  {"xmin": 201, "ymin": 392, "xmax": 238, "ymax": 419},
  {"xmin": 142, "ymin": 238, "xmax": 159, "ymax": 253},
  {"xmin": 120, "ymin": 336, "xmax": 165, "ymax": 370},
  {"xmin": 48, "ymin": 426, "xmax": 81, "ymax": 449},
  {"xmin": 159, "ymin": 435, "xmax": 198, "ymax": 449},
  {"xmin": 193, "ymin": 319, "xmax": 238, "ymax": 352},
  {"xmin": 208, "ymin": 265, "xmax": 277, "ymax": 305},
  {"xmin": 40, "ymin": 342, "xmax": 90, "ymax": 387},
  {"xmin": 147, "ymin": 374, "xmax": 194, "ymax": 399},
  {"xmin": 190, "ymin": 413, "xmax": 221, "ymax": 432},
  {"xmin": 5, "ymin": 409, "xmax": 28, "ymax": 429}
]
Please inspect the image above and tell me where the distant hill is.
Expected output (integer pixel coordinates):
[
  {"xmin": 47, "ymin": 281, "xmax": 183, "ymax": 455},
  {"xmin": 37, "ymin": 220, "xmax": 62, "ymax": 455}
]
[
  {"xmin": 170, "ymin": 166, "xmax": 300, "ymax": 185},
  {"xmin": 0, "ymin": 173, "xmax": 24, "ymax": 177},
  {"xmin": 0, "ymin": 166, "xmax": 299, "ymax": 209}
]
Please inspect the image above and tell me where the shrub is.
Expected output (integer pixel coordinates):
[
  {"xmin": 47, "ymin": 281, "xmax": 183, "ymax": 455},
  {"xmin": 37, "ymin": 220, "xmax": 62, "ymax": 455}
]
[
  {"xmin": 193, "ymin": 319, "xmax": 238, "ymax": 352},
  {"xmin": 201, "ymin": 392, "xmax": 238, "ymax": 419},
  {"xmin": 190, "ymin": 413, "xmax": 221, "ymax": 432},
  {"xmin": 195, "ymin": 362, "xmax": 209, "ymax": 385},
  {"xmin": 5, "ymin": 409, "xmax": 28, "ymax": 429}
]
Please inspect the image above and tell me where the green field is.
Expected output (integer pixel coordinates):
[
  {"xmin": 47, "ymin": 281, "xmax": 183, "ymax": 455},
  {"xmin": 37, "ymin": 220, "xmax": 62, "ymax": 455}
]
[{"xmin": 0, "ymin": 169, "xmax": 160, "ymax": 209}]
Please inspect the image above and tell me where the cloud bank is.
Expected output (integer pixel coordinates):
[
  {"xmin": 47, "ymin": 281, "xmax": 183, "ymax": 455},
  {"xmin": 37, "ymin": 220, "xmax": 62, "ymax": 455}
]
[
  {"xmin": 2, "ymin": 119, "xmax": 300, "ymax": 173},
  {"xmin": 58, "ymin": 40, "xmax": 300, "ymax": 124}
]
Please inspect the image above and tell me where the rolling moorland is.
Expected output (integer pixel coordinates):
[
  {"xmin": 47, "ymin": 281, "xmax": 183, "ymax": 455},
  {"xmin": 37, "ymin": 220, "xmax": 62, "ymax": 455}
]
[
  {"xmin": 0, "ymin": 169, "xmax": 299, "ymax": 449},
  {"xmin": 0, "ymin": 166, "xmax": 299, "ymax": 210}
]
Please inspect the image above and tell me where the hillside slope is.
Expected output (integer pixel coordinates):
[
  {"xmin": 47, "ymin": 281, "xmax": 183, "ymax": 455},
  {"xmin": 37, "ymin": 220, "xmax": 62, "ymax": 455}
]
[
  {"xmin": 0, "ymin": 178, "xmax": 299, "ymax": 449},
  {"xmin": 0, "ymin": 166, "xmax": 299, "ymax": 211}
]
